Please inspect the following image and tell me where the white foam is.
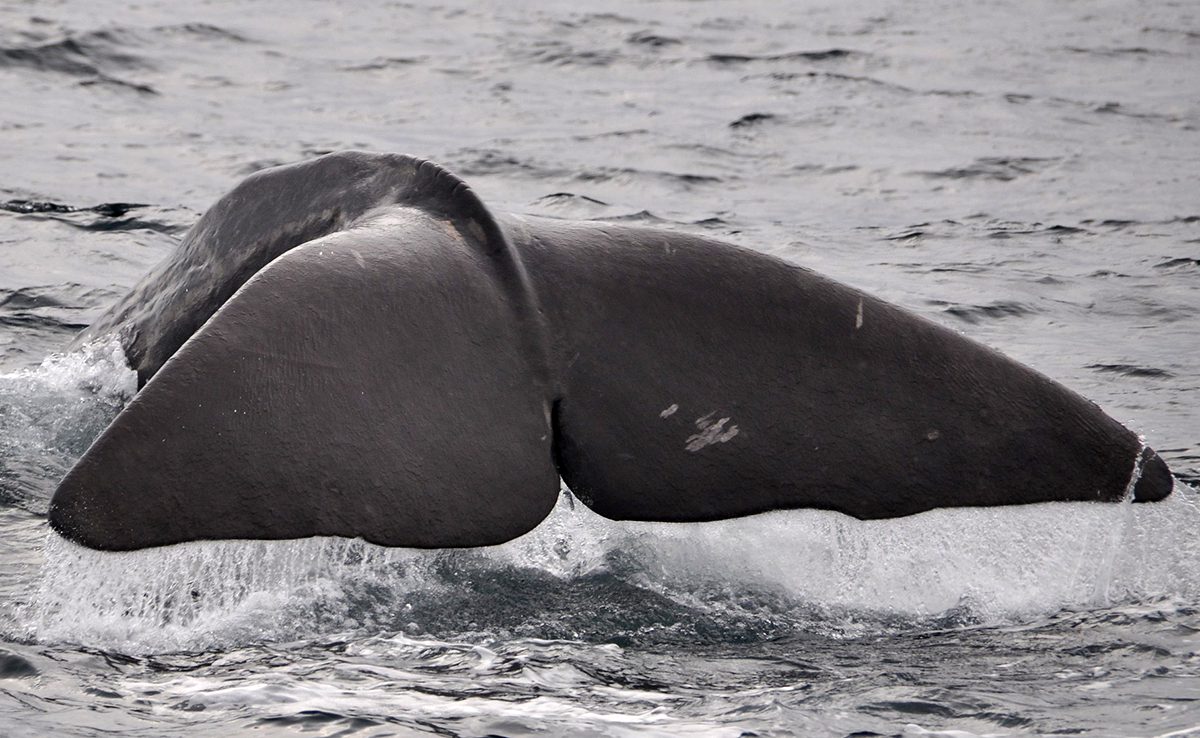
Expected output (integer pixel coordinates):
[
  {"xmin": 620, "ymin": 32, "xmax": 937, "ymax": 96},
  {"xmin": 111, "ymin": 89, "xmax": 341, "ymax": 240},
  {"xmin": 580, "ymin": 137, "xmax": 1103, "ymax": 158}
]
[
  {"xmin": 1, "ymin": 338, "xmax": 136, "ymax": 398},
  {"xmin": 0, "ymin": 339, "xmax": 136, "ymax": 510},
  {"xmin": 120, "ymin": 666, "xmax": 744, "ymax": 738}
]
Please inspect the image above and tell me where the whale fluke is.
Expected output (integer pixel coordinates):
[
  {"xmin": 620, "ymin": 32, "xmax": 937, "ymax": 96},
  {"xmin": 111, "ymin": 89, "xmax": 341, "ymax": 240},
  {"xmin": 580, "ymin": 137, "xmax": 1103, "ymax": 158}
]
[
  {"xmin": 512, "ymin": 217, "xmax": 1173, "ymax": 522},
  {"xmin": 48, "ymin": 151, "xmax": 1172, "ymax": 551}
]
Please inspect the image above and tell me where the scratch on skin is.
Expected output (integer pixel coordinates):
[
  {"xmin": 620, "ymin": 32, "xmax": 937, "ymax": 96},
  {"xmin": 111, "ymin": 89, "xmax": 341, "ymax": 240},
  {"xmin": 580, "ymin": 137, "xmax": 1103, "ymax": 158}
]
[
  {"xmin": 856, "ymin": 299, "xmax": 864, "ymax": 329},
  {"xmin": 686, "ymin": 412, "xmax": 739, "ymax": 452},
  {"xmin": 660, "ymin": 403, "xmax": 678, "ymax": 418}
]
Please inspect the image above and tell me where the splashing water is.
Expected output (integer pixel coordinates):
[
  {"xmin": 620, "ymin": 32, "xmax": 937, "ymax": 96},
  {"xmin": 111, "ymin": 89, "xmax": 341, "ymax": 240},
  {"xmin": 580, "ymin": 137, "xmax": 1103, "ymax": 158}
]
[
  {"xmin": 0, "ymin": 340, "xmax": 135, "ymax": 512},
  {"xmin": 33, "ymin": 465, "xmax": 1200, "ymax": 653}
]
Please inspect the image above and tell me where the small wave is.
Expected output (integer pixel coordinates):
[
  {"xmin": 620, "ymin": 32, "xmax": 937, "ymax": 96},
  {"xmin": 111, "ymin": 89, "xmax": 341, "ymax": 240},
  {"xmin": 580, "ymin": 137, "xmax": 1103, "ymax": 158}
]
[
  {"xmin": 1080, "ymin": 219, "xmax": 1140, "ymax": 228},
  {"xmin": 706, "ymin": 49, "xmax": 858, "ymax": 64},
  {"xmin": 77, "ymin": 76, "xmax": 157, "ymax": 94},
  {"xmin": 535, "ymin": 192, "xmax": 609, "ymax": 207},
  {"xmin": 446, "ymin": 148, "xmax": 563, "ymax": 178},
  {"xmin": 1020, "ymin": 93, "xmax": 1184, "ymax": 124},
  {"xmin": 1041, "ymin": 224, "xmax": 1089, "ymax": 235},
  {"xmin": 936, "ymin": 300, "xmax": 1036, "ymax": 323},
  {"xmin": 151, "ymin": 23, "xmax": 252, "ymax": 43},
  {"xmin": 0, "ymin": 32, "xmax": 147, "ymax": 77},
  {"xmin": 1086, "ymin": 293, "xmax": 1195, "ymax": 322},
  {"xmin": 59, "ymin": 214, "xmax": 178, "ymax": 233},
  {"xmin": 255, "ymin": 712, "xmax": 383, "ymax": 731},
  {"xmin": 337, "ymin": 57, "xmax": 424, "ymax": 72},
  {"xmin": 915, "ymin": 157, "xmax": 1060, "ymax": 182},
  {"xmin": 569, "ymin": 128, "xmax": 650, "ymax": 142},
  {"xmin": 1141, "ymin": 26, "xmax": 1200, "ymax": 40},
  {"xmin": 791, "ymin": 162, "xmax": 859, "ymax": 175},
  {"xmin": 525, "ymin": 42, "xmax": 620, "ymax": 67},
  {"xmin": 0, "ymin": 26, "xmax": 162, "ymax": 95},
  {"xmin": 0, "ymin": 650, "xmax": 37, "ymax": 678},
  {"xmin": 1066, "ymin": 46, "xmax": 1174, "ymax": 57},
  {"xmin": 0, "ymin": 284, "xmax": 119, "ymax": 372},
  {"xmin": 575, "ymin": 167, "xmax": 723, "ymax": 190},
  {"xmin": 0, "ymin": 28, "xmax": 155, "ymax": 94},
  {"xmin": 1092, "ymin": 101, "xmax": 1175, "ymax": 121},
  {"xmin": 0, "ymin": 200, "xmax": 147, "ymax": 217},
  {"xmin": 529, "ymin": 192, "xmax": 613, "ymax": 219},
  {"xmin": 729, "ymin": 113, "xmax": 776, "ymax": 128},
  {"xmin": 0, "ymin": 284, "xmax": 122, "ymax": 312},
  {"xmin": 986, "ymin": 222, "xmax": 1090, "ymax": 239},
  {"xmin": 0, "ymin": 288, "xmax": 69, "ymax": 311},
  {"xmin": 1087, "ymin": 363, "xmax": 1175, "ymax": 379},
  {"xmin": 0, "ymin": 314, "xmax": 86, "ymax": 332},
  {"xmin": 590, "ymin": 210, "xmax": 669, "ymax": 224},
  {"xmin": 884, "ymin": 230, "xmax": 926, "ymax": 242},
  {"xmin": 626, "ymin": 31, "xmax": 682, "ymax": 48},
  {"xmin": 1, "ymin": 200, "xmax": 184, "ymax": 234},
  {"xmin": 575, "ymin": 12, "xmax": 639, "ymax": 26},
  {"xmin": 1169, "ymin": 454, "xmax": 1200, "ymax": 487},
  {"xmin": 754, "ymin": 70, "xmax": 918, "ymax": 97},
  {"xmin": 1155, "ymin": 257, "xmax": 1200, "ymax": 270}
]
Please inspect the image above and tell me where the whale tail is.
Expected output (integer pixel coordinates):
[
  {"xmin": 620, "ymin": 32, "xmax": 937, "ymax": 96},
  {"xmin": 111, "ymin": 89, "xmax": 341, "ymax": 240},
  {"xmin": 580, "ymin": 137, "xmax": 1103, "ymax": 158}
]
[{"xmin": 48, "ymin": 152, "xmax": 1173, "ymax": 551}]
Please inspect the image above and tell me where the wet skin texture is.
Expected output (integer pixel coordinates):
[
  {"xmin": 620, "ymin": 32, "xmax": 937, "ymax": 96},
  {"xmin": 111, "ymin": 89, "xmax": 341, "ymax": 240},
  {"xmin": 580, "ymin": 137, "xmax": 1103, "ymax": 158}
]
[{"xmin": 48, "ymin": 152, "xmax": 1173, "ymax": 551}]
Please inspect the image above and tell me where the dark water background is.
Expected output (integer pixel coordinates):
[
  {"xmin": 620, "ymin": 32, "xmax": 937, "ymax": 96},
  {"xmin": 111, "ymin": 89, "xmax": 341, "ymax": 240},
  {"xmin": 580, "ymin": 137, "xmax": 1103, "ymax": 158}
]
[{"xmin": 1, "ymin": 0, "xmax": 1199, "ymax": 735}]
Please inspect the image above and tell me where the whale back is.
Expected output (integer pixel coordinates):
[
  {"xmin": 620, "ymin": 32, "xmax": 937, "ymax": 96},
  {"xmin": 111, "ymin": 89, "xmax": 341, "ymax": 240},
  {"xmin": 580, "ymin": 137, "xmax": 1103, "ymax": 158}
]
[{"xmin": 48, "ymin": 152, "xmax": 1172, "ymax": 551}]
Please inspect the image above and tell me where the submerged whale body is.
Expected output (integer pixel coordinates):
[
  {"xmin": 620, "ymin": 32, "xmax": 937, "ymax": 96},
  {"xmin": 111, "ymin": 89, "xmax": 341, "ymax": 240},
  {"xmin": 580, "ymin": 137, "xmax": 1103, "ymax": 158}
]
[{"xmin": 48, "ymin": 151, "xmax": 1173, "ymax": 551}]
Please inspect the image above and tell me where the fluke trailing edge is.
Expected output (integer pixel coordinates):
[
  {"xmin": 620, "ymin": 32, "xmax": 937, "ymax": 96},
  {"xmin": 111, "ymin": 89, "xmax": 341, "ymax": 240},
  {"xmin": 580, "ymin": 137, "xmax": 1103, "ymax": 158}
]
[{"xmin": 48, "ymin": 151, "xmax": 1174, "ymax": 551}]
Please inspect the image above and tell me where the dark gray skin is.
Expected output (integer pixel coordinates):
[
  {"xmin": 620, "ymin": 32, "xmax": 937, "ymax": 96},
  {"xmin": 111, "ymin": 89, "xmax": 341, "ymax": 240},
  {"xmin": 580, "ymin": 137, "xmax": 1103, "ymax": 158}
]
[{"xmin": 49, "ymin": 151, "xmax": 1174, "ymax": 551}]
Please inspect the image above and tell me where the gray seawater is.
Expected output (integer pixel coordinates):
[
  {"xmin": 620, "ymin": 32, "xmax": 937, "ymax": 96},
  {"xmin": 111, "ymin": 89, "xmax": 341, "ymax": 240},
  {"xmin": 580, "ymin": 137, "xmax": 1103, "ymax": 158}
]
[{"xmin": 1, "ymin": 0, "xmax": 1199, "ymax": 735}]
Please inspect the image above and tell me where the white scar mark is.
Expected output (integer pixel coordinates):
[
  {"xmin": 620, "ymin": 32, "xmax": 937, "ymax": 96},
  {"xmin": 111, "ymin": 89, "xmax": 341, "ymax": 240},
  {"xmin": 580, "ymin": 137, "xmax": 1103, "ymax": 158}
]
[
  {"xmin": 467, "ymin": 218, "xmax": 487, "ymax": 243},
  {"xmin": 855, "ymin": 299, "xmax": 864, "ymax": 329},
  {"xmin": 1122, "ymin": 442, "xmax": 1149, "ymax": 501},
  {"xmin": 351, "ymin": 249, "xmax": 366, "ymax": 268},
  {"xmin": 440, "ymin": 220, "xmax": 460, "ymax": 241},
  {"xmin": 659, "ymin": 403, "xmax": 679, "ymax": 418},
  {"xmin": 686, "ymin": 412, "xmax": 739, "ymax": 452}
]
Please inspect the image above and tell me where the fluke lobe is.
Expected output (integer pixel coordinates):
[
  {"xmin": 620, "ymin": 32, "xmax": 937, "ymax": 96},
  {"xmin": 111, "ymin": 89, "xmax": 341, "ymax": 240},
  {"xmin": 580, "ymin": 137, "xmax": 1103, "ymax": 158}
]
[{"xmin": 48, "ymin": 151, "xmax": 1174, "ymax": 551}]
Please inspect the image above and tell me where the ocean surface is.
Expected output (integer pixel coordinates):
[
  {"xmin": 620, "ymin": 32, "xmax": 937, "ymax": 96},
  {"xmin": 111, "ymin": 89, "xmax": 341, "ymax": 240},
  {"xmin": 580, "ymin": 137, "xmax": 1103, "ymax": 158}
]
[{"xmin": 1, "ymin": 0, "xmax": 1198, "ymax": 735}]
